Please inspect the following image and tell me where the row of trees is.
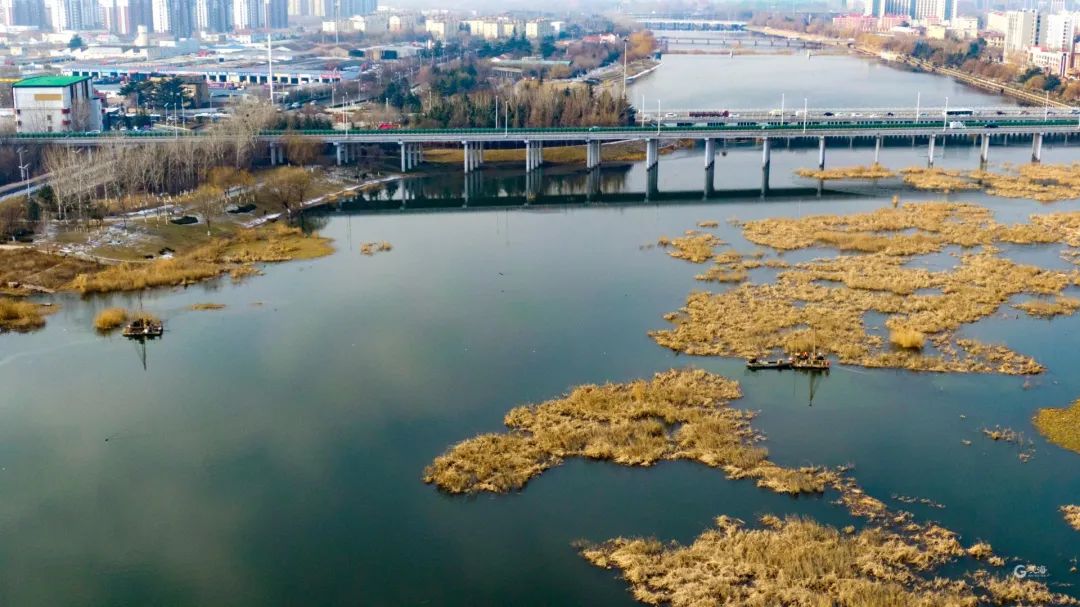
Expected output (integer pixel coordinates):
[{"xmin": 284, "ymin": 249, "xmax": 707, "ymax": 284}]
[
  {"xmin": 418, "ymin": 82, "xmax": 633, "ymax": 128},
  {"xmin": 36, "ymin": 99, "xmax": 280, "ymax": 229}
]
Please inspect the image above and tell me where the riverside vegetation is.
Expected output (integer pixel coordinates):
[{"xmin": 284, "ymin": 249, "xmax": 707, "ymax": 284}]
[
  {"xmin": 653, "ymin": 202, "xmax": 1080, "ymax": 374},
  {"xmin": 1033, "ymin": 398, "xmax": 1080, "ymax": 454},
  {"xmin": 426, "ymin": 369, "xmax": 1074, "ymax": 606},
  {"xmin": 0, "ymin": 225, "xmax": 331, "ymax": 335},
  {"xmin": 1063, "ymin": 505, "xmax": 1080, "ymax": 532},
  {"xmin": 799, "ymin": 162, "xmax": 1080, "ymax": 202},
  {"xmin": 71, "ymin": 225, "xmax": 332, "ymax": 294},
  {"xmin": 0, "ymin": 298, "xmax": 51, "ymax": 333},
  {"xmin": 424, "ymin": 369, "xmax": 835, "ymax": 496}
]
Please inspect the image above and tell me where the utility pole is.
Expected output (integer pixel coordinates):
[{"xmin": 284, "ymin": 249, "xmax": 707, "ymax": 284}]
[
  {"xmin": 622, "ymin": 38, "xmax": 628, "ymax": 101},
  {"xmin": 943, "ymin": 96, "xmax": 948, "ymax": 132},
  {"xmin": 802, "ymin": 98, "xmax": 807, "ymax": 133},
  {"xmin": 267, "ymin": 23, "xmax": 274, "ymax": 104}
]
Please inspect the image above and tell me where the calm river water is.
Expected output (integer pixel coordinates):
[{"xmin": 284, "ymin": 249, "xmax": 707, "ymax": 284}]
[{"xmin": 2, "ymin": 51, "xmax": 1079, "ymax": 605}]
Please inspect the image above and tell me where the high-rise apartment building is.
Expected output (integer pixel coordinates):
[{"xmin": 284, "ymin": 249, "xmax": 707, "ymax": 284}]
[
  {"xmin": 911, "ymin": 0, "xmax": 956, "ymax": 21},
  {"xmin": 195, "ymin": 0, "xmax": 228, "ymax": 31},
  {"xmin": 1043, "ymin": 11, "xmax": 1079, "ymax": 51},
  {"xmin": 1004, "ymin": 9, "xmax": 1043, "ymax": 52},
  {"xmin": 232, "ymin": 0, "xmax": 283, "ymax": 29},
  {"xmin": 1, "ymin": 0, "xmax": 46, "ymax": 26},
  {"xmin": 152, "ymin": 0, "xmax": 194, "ymax": 37},
  {"xmin": 46, "ymin": 0, "xmax": 97, "ymax": 30},
  {"xmin": 266, "ymin": 0, "xmax": 285, "ymax": 28}
]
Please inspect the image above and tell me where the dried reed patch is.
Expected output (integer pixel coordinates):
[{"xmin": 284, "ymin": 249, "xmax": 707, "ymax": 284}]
[
  {"xmin": 660, "ymin": 232, "xmax": 724, "ymax": 263},
  {"xmin": 0, "ymin": 298, "xmax": 49, "ymax": 332},
  {"xmin": 652, "ymin": 203, "xmax": 1080, "ymax": 374},
  {"xmin": 899, "ymin": 167, "xmax": 981, "ymax": 192},
  {"xmin": 71, "ymin": 225, "xmax": 332, "ymax": 294},
  {"xmin": 424, "ymin": 369, "xmax": 836, "ymax": 496},
  {"xmin": 360, "ymin": 241, "xmax": 393, "ymax": 256},
  {"xmin": 1062, "ymin": 505, "xmax": 1080, "ymax": 532},
  {"xmin": 580, "ymin": 514, "xmax": 1075, "ymax": 607},
  {"xmin": 795, "ymin": 163, "xmax": 895, "ymax": 180},
  {"xmin": 93, "ymin": 307, "xmax": 128, "ymax": 331},
  {"xmin": 890, "ymin": 327, "xmax": 926, "ymax": 350},
  {"xmin": 979, "ymin": 163, "xmax": 1080, "ymax": 203},
  {"xmin": 900, "ymin": 164, "xmax": 1080, "ymax": 202},
  {"xmin": 696, "ymin": 220, "xmax": 719, "ymax": 228},
  {"xmin": 1014, "ymin": 296, "xmax": 1080, "ymax": 318},
  {"xmin": 1033, "ymin": 398, "xmax": 1080, "ymax": 454},
  {"xmin": 190, "ymin": 303, "xmax": 226, "ymax": 311}
]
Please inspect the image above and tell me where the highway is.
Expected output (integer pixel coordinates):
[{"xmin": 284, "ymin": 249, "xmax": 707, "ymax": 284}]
[{"xmin": 3, "ymin": 108, "xmax": 1080, "ymax": 146}]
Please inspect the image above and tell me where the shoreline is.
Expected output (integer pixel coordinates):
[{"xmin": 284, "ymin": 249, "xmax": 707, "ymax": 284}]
[{"xmin": 746, "ymin": 25, "xmax": 1073, "ymax": 108}]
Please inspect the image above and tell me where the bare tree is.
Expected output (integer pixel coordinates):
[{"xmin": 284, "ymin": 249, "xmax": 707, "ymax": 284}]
[
  {"xmin": 282, "ymin": 133, "xmax": 323, "ymax": 167},
  {"xmin": 261, "ymin": 167, "xmax": 312, "ymax": 218},
  {"xmin": 215, "ymin": 98, "xmax": 276, "ymax": 168},
  {"xmin": 190, "ymin": 184, "xmax": 223, "ymax": 236}
]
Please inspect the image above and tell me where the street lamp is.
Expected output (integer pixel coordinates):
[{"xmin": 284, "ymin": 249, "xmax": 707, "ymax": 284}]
[
  {"xmin": 802, "ymin": 98, "xmax": 808, "ymax": 133},
  {"xmin": 942, "ymin": 96, "xmax": 948, "ymax": 132},
  {"xmin": 780, "ymin": 93, "xmax": 785, "ymax": 127}
]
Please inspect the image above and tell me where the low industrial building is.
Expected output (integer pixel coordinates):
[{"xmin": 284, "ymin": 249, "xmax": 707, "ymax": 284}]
[{"xmin": 13, "ymin": 74, "xmax": 103, "ymax": 132}]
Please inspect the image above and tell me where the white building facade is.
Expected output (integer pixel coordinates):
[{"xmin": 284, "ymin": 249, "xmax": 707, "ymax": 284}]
[{"xmin": 13, "ymin": 74, "xmax": 103, "ymax": 132}]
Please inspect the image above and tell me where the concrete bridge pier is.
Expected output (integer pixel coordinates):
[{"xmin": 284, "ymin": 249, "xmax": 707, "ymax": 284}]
[
  {"xmin": 463, "ymin": 170, "xmax": 481, "ymax": 205},
  {"xmin": 335, "ymin": 142, "xmax": 343, "ymax": 166},
  {"xmin": 645, "ymin": 138, "xmax": 659, "ymax": 169},
  {"xmin": 704, "ymin": 164, "xmax": 715, "ymax": 199},
  {"xmin": 979, "ymin": 134, "xmax": 990, "ymax": 168},
  {"xmin": 1032, "ymin": 133, "xmax": 1044, "ymax": 163},
  {"xmin": 399, "ymin": 142, "xmax": 412, "ymax": 172},
  {"xmin": 873, "ymin": 136, "xmax": 882, "ymax": 164},
  {"xmin": 526, "ymin": 140, "xmax": 544, "ymax": 172},
  {"xmin": 525, "ymin": 166, "xmax": 543, "ymax": 199},
  {"xmin": 269, "ymin": 143, "xmax": 283, "ymax": 166},
  {"xmin": 645, "ymin": 165, "xmax": 659, "ymax": 200},
  {"xmin": 704, "ymin": 138, "xmax": 716, "ymax": 169},
  {"xmin": 761, "ymin": 137, "xmax": 772, "ymax": 196},
  {"xmin": 463, "ymin": 141, "xmax": 484, "ymax": 173},
  {"xmin": 592, "ymin": 140, "xmax": 602, "ymax": 168},
  {"xmin": 586, "ymin": 140, "xmax": 602, "ymax": 170},
  {"xmin": 927, "ymin": 135, "xmax": 936, "ymax": 167},
  {"xmin": 587, "ymin": 166, "xmax": 602, "ymax": 200},
  {"xmin": 817, "ymin": 136, "xmax": 826, "ymax": 169}
]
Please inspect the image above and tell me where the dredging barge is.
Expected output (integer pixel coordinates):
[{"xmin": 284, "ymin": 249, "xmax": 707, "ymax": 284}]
[
  {"xmin": 122, "ymin": 318, "xmax": 164, "ymax": 339},
  {"xmin": 747, "ymin": 352, "xmax": 830, "ymax": 371}
]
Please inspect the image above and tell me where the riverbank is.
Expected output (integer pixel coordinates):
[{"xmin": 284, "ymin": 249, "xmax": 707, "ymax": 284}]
[
  {"xmin": 0, "ymin": 166, "xmax": 398, "ymax": 315},
  {"xmin": 747, "ymin": 25, "xmax": 1073, "ymax": 108}
]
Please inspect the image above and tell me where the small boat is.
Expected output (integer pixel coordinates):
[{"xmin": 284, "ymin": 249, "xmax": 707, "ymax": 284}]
[
  {"xmin": 746, "ymin": 357, "xmax": 792, "ymax": 370},
  {"xmin": 122, "ymin": 318, "xmax": 164, "ymax": 339},
  {"xmin": 791, "ymin": 351, "xmax": 830, "ymax": 371}
]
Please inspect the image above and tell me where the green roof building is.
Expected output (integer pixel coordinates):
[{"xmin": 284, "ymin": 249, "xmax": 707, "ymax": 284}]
[{"xmin": 13, "ymin": 74, "xmax": 102, "ymax": 133}]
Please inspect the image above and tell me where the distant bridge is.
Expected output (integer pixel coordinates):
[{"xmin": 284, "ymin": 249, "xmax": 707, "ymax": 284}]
[
  {"xmin": 630, "ymin": 16, "xmax": 747, "ymax": 31},
  {"xmin": 657, "ymin": 35, "xmax": 824, "ymax": 49}
]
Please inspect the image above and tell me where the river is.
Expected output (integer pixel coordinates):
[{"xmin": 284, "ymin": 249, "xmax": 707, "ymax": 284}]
[{"xmin": 1, "ymin": 51, "xmax": 1079, "ymax": 605}]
